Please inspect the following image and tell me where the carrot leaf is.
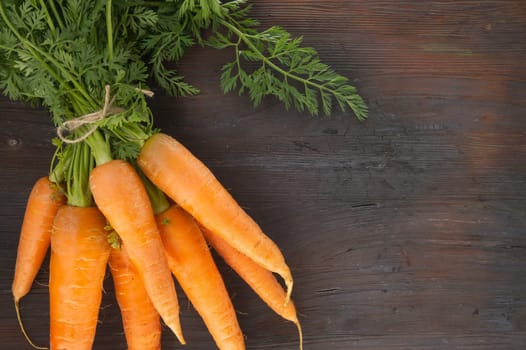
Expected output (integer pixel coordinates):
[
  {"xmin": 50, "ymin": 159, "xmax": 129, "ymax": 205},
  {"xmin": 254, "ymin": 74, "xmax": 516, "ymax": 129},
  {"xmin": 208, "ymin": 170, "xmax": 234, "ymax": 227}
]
[{"xmin": 207, "ymin": 1, "xmax": 368, "ymax": 119}]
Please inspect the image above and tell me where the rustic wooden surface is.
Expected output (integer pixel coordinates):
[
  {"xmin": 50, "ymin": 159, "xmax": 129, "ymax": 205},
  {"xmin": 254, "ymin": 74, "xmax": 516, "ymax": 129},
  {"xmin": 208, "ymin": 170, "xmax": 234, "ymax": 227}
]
[{"xmin": 1, "ymin": 1, "xmax": 525, "ymax": 349}]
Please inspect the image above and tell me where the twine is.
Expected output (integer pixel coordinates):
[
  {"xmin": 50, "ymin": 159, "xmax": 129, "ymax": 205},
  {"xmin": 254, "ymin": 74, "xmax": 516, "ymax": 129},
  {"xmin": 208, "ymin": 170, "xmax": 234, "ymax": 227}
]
[{"xmin": 56, "ymin": 85, "xmax": 153, "ymax": 144}]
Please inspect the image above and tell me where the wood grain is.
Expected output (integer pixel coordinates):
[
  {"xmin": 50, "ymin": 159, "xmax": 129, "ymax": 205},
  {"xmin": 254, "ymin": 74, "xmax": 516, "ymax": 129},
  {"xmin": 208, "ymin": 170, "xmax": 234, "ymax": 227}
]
[{"xmin": 1, "ymin": 1, "xmax": 525, "ymax": 349}]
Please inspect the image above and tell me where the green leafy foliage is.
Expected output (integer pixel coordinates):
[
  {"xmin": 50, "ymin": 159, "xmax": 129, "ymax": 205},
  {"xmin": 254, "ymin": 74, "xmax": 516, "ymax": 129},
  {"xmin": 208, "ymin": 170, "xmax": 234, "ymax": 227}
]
[
  {"xmin": 120, "ymin": 6, "xmax": 158, "ymax": 35},
  {"xmin": 1, "ymin": 0, "xmax": 367, "ymax": 121},
  {"xmin": 0, "ymin": 0, "xmax": 367, "ymax": 205},
  {"xmin": 207, "ymin": 3, "xmax": 368, "ymax": 119},
  {"xmin": 176, "ymin": 0, "xmax": 222, "ymax": 22}
]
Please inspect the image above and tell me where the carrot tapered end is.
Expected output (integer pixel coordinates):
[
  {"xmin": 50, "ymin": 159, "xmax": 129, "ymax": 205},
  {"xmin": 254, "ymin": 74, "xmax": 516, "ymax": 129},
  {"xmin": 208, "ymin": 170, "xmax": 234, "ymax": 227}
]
[{"xmin": 168, "ymin": 322, "xmax": 186, "ymax": 345}]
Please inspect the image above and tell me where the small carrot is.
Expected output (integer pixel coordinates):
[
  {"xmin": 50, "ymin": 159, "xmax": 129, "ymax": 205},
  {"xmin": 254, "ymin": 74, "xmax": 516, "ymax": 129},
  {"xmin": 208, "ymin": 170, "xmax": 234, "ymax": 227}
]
[
  {"xmin": 157, "ymin": 205, "xmax": 245, "ymax": 350},
  {"xmin": 49, "ymin": 205, "xmax": 110, "ymax": 350},
  {"xmin": 12, "ymin": 176, "xmax": 65, "ymax": 348},
  {"xmin": 109, "ymin": 243, "xmax": 161, "ymax": 350},
  {"xmin": 89, "ymin": 159, "xmax": 185, "ymax": 344},
  {"xmin": 12, "ymin": 176, "xmax": 65, "ymax": 303},
  {"xmin": 202, "ymin": 227, "xmax": 303, "ymax": 350},
  {"xmin": 138, "ymin": 132, "xmax": 294, "ymax": 303}
]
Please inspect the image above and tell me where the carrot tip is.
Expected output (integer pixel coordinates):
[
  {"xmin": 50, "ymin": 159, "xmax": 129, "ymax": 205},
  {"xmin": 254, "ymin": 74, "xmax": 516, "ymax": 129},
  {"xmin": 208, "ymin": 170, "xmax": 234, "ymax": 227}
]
[
  {"xmin": 176, "ymin": 333, "xmax": 186, "ymax": 345},
  {"xmin": 14, "ymin": 299, "xmax": 49, "ymax": 350},
  {"xmin": 167, "ymin": 323, "xmax": 185, "ymax": 345}
]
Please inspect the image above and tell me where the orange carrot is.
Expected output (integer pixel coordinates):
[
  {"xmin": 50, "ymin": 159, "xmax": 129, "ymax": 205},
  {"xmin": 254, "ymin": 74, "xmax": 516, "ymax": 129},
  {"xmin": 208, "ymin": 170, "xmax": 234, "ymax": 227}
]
[
  {"xmin": 12, "ymin": 176, "xmax": 65, "ymax": 303},
  {"xmin": 89, "ymin": 159, "xmax": 185, "ymax": 344},
  {"xmin": 157, "ymin": 205, "xmax": 245, "ymax": 350},
  {"xmin": 138, "ymin": 132, "xmax": 294, "ymax": 303},
  {"xmin": 49, "ymin": 205, "xmax": 110, "ymax": 350},
  {"xmin": 109, "ymin": 243, "xmax": 161, "ymax": 350},
  {"xmin": 202, "ymin": 227, "xmax": 303, "ymax": 350}
]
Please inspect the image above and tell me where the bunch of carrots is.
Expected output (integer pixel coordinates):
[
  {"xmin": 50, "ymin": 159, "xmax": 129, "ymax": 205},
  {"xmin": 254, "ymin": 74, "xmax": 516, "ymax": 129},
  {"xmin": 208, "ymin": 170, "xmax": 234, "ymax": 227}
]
[
  {"xmin": 3, "ymin": 1, "xmax": 366, "ymax": 349},
  {"xmin": 14, "ymin": 129, "xmax": 302, "ymax": 350}
]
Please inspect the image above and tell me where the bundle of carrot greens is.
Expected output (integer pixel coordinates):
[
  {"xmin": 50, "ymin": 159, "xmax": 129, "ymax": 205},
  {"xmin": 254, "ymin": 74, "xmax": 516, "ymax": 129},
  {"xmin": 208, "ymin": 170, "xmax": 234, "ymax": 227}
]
[{"xmin": 2, "ymin": 1, "xmax": 367, "ymax": 349}]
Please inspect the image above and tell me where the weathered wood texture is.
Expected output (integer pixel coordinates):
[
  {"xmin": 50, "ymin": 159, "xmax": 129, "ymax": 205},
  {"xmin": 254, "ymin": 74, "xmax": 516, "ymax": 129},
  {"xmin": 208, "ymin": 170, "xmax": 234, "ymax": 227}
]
[{"xmin": 1, "ymin": 1, "xmax": 525, "ymax": 349}]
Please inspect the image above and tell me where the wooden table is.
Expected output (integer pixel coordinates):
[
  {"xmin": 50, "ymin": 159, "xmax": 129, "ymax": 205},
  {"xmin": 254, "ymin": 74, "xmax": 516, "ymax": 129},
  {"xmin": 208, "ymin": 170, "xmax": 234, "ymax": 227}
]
[{"xmin": 1, "ymin": 1, "xmax": 525, "ymax": 349}]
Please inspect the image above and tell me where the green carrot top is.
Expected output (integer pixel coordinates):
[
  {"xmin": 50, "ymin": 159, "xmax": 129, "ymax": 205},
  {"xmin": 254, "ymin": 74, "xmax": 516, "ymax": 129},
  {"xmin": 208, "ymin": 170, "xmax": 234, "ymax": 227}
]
[{"xmin": 0, "ymin": 0, "xmax": 367, "ymax": 205}]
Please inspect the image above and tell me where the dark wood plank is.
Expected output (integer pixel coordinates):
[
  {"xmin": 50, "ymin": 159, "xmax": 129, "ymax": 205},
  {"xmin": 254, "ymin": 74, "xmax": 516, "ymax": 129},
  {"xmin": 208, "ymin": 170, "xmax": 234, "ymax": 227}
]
[{"xmin": 1, "ymin": 1, "xmax": 525, "ymax": 349}]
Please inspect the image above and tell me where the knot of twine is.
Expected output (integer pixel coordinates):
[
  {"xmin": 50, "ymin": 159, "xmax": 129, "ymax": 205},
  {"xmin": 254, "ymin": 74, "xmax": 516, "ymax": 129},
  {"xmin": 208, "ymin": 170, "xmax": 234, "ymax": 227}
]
[{"xmin": 56, "ymin": 85, "xmax": 154, "ymax": 144}]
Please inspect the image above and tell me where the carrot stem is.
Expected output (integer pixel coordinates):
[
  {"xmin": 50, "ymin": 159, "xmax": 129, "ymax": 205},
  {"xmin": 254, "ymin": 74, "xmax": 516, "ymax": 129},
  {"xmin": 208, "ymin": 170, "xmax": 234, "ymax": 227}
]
[
  {"xmin": 85, "ymin": 130, "xmax": 113, "ymax": 166},
  {"xmin": 65, "ymin": 142, "xmax": 94, "ymax": 207},
  {"xmin": 37, "ymin": 0, "xmax": 56, "ymax": 36},
  {"xmin": 47, "ymin": 0, "xmax": 65, "ymax": 31},
  {"xmin": 137, "ymin": 167, "xmax": 170, "ymax": 215},
  {"xmin": 106, "ymin": 0, "xmax": 114, "ymax": 61}
]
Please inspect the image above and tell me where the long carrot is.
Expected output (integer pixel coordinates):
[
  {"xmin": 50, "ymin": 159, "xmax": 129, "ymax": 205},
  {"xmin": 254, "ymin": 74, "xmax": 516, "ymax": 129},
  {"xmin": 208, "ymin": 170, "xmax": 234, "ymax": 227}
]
[
  {"xmin": 49, "ymin": 205, "xmax": 110, "ymax": 350},
  {"xmin": 89, "ymin": 159, "xmax": 185, "ymax": 344},
  {"xmin": 109, "ymin": 243, "xmax": 161, "ymax": 350},
  {"xmin": 157, "ymin": 205, "xmax": 245, "ymax": 350},
  {"xmin": 202, "ymin": 227, "xmax": 303, "ymax": 350},
  {"xmin": 138, "ymin": 132, "xmax": 294, "ymax": 303},
  {"xmin": 12, "ymin": 176, "xmax": 65, "ymax": 303}
]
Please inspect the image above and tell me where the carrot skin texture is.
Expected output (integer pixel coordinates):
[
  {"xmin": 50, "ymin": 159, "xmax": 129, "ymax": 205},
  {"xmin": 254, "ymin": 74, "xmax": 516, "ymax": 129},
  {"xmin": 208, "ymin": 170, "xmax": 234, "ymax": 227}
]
[
  {"xmin": 203, "ymin": 228, "xmax": 303, "ymax": 349},
  {"xmin": 12, "ymin": 176, "xmax": 66, "ymax": 302},
  {"xmin": 89, "ymin": 159, "xmax": 185, "ymax": 344},
  {"xmin": 49, "ymin": 206, "xmax": 110, "ymax": 350},
  {"xmin": 138, "ymin": 133, "xmax": 294, "ymax": 301},
  {"xmin": 109, "ymin": 244, "xmax": 161, "ymax": 350},
  {"xmin": 157, "ymin": 206, "xmax": 245, "ymax": 350}
]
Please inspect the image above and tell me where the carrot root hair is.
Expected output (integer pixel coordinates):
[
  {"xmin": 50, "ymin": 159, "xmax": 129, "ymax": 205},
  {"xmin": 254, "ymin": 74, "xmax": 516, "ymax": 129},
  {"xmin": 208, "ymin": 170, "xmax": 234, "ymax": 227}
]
[
  {"xmin": 14, "ymin": 299, "xmax": 48, "ymax": 350},
  {"xmin": 295, "ymin": 318, "xmax": 303, "ymax": 350}
]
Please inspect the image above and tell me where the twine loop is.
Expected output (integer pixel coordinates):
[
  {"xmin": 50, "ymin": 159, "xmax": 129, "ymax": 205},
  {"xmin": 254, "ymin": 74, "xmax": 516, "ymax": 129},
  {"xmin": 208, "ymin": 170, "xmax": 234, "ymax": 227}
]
[{"xmin": 56, "ymin": 85, "xmax": 153, "ymax": 144}]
